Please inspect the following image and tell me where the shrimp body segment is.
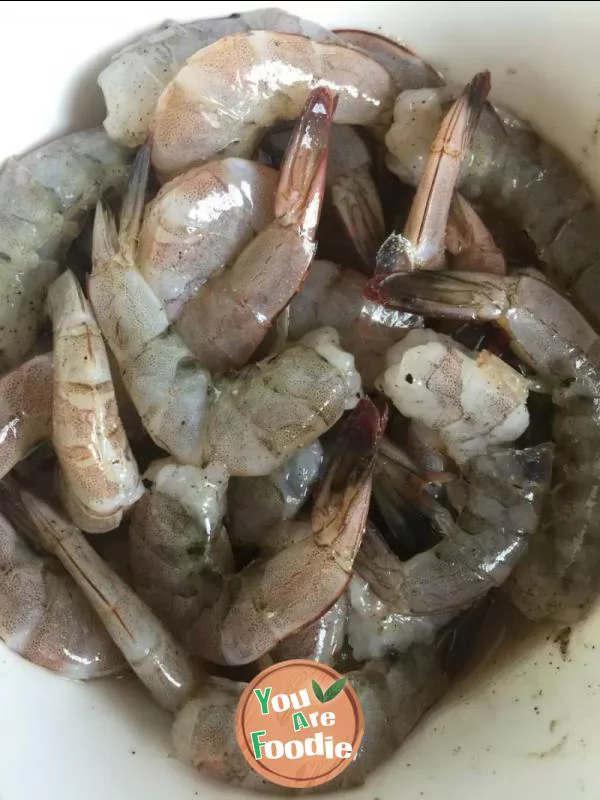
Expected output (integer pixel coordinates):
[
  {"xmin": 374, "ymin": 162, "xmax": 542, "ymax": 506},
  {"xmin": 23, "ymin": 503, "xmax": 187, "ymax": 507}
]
[
  {"xmin": 129, "ymin": 459, "xmax": 234, "ymax": 636},
  {"xmin": 90, "ymin": 146, "xmax": 360, "ymax": 472},
  {"xmin": 0, "ymin": 353, "xmax": 53, "ymax": 480},
  {"xmin": 0, "ymin": 507, "xmax": 125, "ymax": 680},
  {"xmin": 186, "ymin": 397, "xmax": 386, "ymax": 665},
  {"xmin": 367, "ymin": 267, "xmax": 600, "ymax": 621},
  {"xmin": 173, "ymin": 86, "xmax": 337, "ymax": 373},
  {"xmin": 150, "ymin": 30, "xmax": 395, "ymax": 180},
  {"xmin": 0, "ymin": 130, "xmax": 129, "ymax": 370},
  {"xmin": 376, "ymin": 328, "xmax": 530, "ymax": 465},
  {"xmin": 19, "ymin": 489, "xmax": 199, "ymax": 712},
  {"xmin": 98, "ymin": 7, "xmax": 341, "ymax": 148},
  {"xmin": 138, "ymin": 158, "xmax": 278, "ymax": 320},
  {"xmin": 47, "ymin": 269, "xmax": 144, "ymax": 533}
]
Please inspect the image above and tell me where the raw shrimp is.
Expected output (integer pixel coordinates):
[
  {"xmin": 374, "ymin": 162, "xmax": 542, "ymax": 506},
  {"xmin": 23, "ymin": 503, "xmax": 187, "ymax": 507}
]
[
  {"xmin": 0, "ymin": 129, "xmax": 129, "ymax": 370},
  {"xmin": 346, "ymin": 573, "xmax": 450, "ymax": 661},
  {"xmin": 376, "ymin": 71, "xmax": 491, "ymax": 275},
  {"xmin": 334, "ymin": 28, "xmax": 443, "ymax": 93},
  {"xmin": 185, "ymin": 397, "xmax": 386, "ymax": 665},
  {"xmin": 0, "ymin": 353, "xmax": 53, "ymax": 480},
  {"xmin": 227, "ymin": 440, "xmax": 323, "ymax": 549},
  {"xmin": 446, "ymin": 193, "xmax": 506, "ymax": 275},
  {"xmin": 173, "ymin": 87, "xmax": 337, "ymax": 372},
  {"xmin": 271, "ymin": 593, "xmax": 348, "ymax": 664},
  {"xmin": 261, "ymin": 124, "xmax": 385, "ymax": 268},
  {"xmin": 376, "ymin": 328, "xmax": 530, "ymax": 465},
  {"xmin": 288, "ymin": 259, "xmax": 420, "ymax": 389},
  {"xmin": 385, "ymin": 83, "xmax": 600, "ymax": 326},
  {"xmin": 90, "ymin": 147, "xmax": 362, "ymax": 471},
  {"xmin": 17, "ymin": 487, "xmax": 200, "ymax": 711},
  {"xmin": 172, "ymin": 644, "xmax": 448, "ymax": 792},
  {"xmin": 47, "ymin": 269, "xmax": 144, "ymax": 533},
  {"xmin": 137, "ymin": 158, "xmax": 278, "ymax": 320},
  {"xmin": 370, "ymin": 267, "xmax": 600, "ymax": 621},
  {"xmin": 150, "ymin": 30, "xmax": 395, "ymax": 180},
  {"xmin": 172, "ymin": 676, "xmax": 277, "ymax": 793},
  {"xmin": 128, "ymin": 459, "xmax": 234, "ymax": 637},
  {"xmin": 0, "ymin": 507, "xmax": 124, "ymax": 679},
  {"xmin": 360, "ymin": 444, "xmax": 554, "ymax": 616},
  {"xmin": 98, "ymin": 7, "xmax": 340, "ymax": 148}
]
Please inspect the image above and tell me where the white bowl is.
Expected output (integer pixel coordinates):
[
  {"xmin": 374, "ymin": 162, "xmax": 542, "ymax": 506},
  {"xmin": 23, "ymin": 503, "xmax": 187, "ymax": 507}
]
[{"xmin": 2, "ymin": 2, "xmax": 600, "ymax": 798}]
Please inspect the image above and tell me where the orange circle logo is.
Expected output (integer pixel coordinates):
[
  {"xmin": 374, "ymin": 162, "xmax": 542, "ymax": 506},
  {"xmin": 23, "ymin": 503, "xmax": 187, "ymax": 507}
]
[{"xmin": 236, "ymin": 659, "xmax": 364, "ymax": 789}]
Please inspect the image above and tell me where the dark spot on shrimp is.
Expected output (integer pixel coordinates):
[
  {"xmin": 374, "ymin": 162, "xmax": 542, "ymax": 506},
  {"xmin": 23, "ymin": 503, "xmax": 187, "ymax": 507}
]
[
  {"xmin": 405, "ymin": 373, "xmax": 414, "ymax": 384},
  {"xmin": 0, "ymin": 252, "xmax": 11, "ymax": 263},
  {"xmin": 142, "ymin": 478, "xmax": 153, "ymax": 490},
  {"xmin": 553, "ymin": 626, "xmax": 572, "ymax": 661}
]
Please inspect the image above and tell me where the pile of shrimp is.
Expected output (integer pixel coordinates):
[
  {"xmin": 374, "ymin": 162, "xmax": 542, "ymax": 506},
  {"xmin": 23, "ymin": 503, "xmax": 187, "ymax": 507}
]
[{"xmin": 1, "ymin": 5, "xmax": 600, "ymax": 793}]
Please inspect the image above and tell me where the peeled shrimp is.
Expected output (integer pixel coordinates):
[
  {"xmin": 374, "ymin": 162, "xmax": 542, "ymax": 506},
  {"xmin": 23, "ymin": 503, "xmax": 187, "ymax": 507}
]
[
  {"xmin": 385, "ymin": 83, "xmax": 600, "ymax": 326},
  {"xmin": 0, "ymin": 506, "xmax": 124, "ymax": 679},
  {"xmin": 227, "ymin": 440, "xmax": 323, "ymax": 550},
  {"xmin": 98, "ymin": 7, "xmax": 340, "ymax": 148},
  {"xmin": 376, "ymin": 328, "xmax": 530, "ymax": 465},
  {"xmin": 138, "ymin": 158, "xmax": 278, "ymax": 320},
  {"xmin": 47, "ymin": 269, "xmax": 144, "ymax": 533},
  {"xmin": 129, "ymin": 459, "xmax": 234, "ymax": 637},
  {"xmin": 289, "ymin": 259, "xmax": 418, "ymax": 389},
  {"xmin": 173, "ymin": 87, "xmax": 336, "ymax": 372},
  {"xmin": 185, "ymin": 397, "xmax": 386, "ymax": 665},
  {"xmin": 371, "ymin": 267, "xmax": 600, "ymax": 621},
  {"xmin": 150, "ymin": 30, "xmax": 395, "ymax": 180},
  {"xmin": 0, "ymin": 129, "xmax": 129, "ymax": 370},
  {"xmin": 346, "ymin": 573, "xmax": 449, "ymax": 661},
  {"xmin": 90, "ymin": 147, "xmax": 361, "ymax": 472},
  {"xmin": 0, "ymin": 353, "xmax": 53, "ymax": 480},
  {"xmin": 18, "ymin": 488, "xmax": 199, "ymax": 711}
]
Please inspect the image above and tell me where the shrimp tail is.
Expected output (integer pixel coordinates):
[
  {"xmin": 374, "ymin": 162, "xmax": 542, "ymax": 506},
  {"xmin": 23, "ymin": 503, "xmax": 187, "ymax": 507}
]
[
  {"xmin": 118, "ymin": 144, "xmax": 151, "ymax": 262},
  {"xmin": 275, "ymin": 86, "xmax": 338, "ymax": 232},
  {"xmin": 313, "ymin": 396, "xmax": 387, "ymax": 557},
  {"xmin": 364, "ymin": 269, "xmax": 507, "ymax": 321}
]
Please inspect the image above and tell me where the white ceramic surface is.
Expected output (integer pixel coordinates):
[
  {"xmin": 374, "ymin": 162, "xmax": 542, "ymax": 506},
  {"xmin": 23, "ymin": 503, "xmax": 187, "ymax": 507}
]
[{"xmin": 1, "ymin": 2, "xmax": 600, "ymax": 798}]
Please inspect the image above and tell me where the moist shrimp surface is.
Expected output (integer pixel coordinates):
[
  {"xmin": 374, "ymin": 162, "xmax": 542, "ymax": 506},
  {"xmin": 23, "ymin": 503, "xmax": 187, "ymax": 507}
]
[
  {"xmin": 150, "ymin": 30, "xmax": 395, "ymax": 180},
  {"xmin": 90, "ymin": 146, "xmax": 362, "ymax": 471},
  {"xmin": 47, "ymin": 269, "xmax": 144, "ymax": 533},
  {"xmin": 0, "ymin": 505, "xmax": 125, "ymax": 679},
  {"xmin": 138, "ymin": 158, "xmax": 278, "ymax": 320},
  {"xmin": 98, "ymin": 7, "xmax": 340, "ymax": 148},
  {"xmin": 0, "ymin": 129, "xmax": 129, "ymax": 370}
]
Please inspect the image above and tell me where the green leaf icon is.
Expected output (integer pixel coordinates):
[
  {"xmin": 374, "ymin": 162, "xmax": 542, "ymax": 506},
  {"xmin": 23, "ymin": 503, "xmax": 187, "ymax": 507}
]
[
  {"xmin": 312, "ymin": 676, "xmax": 348, "ymax": 703},
  {"xmin": 323, "ymin": 676, "xmax": 347, "ymax": 702},
  {"xmin": 312, "ymin": 679, "xmax": 325, "ymax": 703}
]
